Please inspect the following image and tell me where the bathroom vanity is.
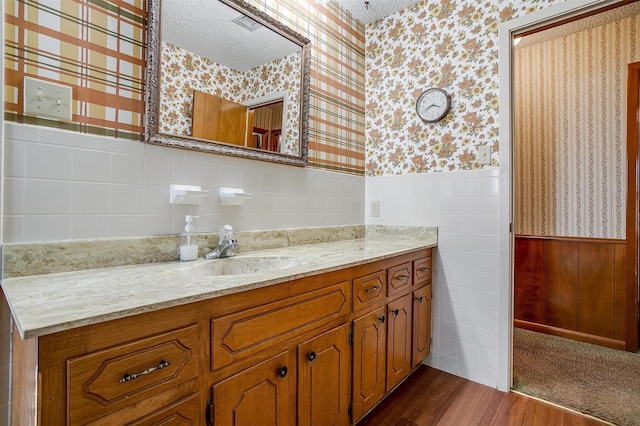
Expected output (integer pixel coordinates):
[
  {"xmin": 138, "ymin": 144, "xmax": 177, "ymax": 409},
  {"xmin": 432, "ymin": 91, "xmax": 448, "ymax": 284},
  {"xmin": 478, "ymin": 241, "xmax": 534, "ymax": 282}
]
[{"xmin": 3, "ymin": 230, "xmax": 435, "ymax": 425}]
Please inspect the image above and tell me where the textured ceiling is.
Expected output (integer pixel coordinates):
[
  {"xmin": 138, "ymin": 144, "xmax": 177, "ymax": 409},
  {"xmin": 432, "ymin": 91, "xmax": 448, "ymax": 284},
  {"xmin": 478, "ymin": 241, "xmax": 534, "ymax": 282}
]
[
  {"xmin": 161, "ymin": 0, "xmax": 300, "ymax": 72},
  {"xmin": 160, "ymin": 0, "xmax": 639, "ymax": 70},
  {"xmin": 161, "ymin": 0, "xmax": 420, "ymax": 71},
  {"xmin": 337, "ymin": 0, "xmax": 420, "ymax": 24}
]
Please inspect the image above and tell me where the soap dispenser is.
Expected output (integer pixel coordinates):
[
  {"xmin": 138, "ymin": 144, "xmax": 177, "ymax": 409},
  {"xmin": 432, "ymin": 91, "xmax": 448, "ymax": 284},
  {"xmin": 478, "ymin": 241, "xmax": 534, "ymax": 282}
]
[{"xmin": 180, "ymin": 215, "xmax": 199, "ymax": 261}]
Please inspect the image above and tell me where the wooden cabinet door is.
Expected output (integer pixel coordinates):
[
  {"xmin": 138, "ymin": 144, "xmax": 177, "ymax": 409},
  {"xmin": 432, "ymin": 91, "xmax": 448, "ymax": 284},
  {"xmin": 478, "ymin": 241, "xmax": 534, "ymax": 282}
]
[
  {"xmin": 298, "ymin": 324, "xmax": 351, "ymax": 426},
  {"xmin": 386, "ymin": 294, "xmax": 412, "ymax": 391},
  {"xmin": 212, "ymin": 350, "xmax": 295, "ymax": 426},
  {"xmin": 352, "ymin": 306, "xmax": 386, "ymax": 422},
  {"xmin": 412, "ymin": 284, "xmax": 432, "ymax": 368}
]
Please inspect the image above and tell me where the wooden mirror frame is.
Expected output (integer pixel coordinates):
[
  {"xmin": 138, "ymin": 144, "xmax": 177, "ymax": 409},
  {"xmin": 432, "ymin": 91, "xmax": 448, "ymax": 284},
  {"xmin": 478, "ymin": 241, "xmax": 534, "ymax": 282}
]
[{"xmin": 145, "ymin": 0, "xmax": 311, "ymax": 166}]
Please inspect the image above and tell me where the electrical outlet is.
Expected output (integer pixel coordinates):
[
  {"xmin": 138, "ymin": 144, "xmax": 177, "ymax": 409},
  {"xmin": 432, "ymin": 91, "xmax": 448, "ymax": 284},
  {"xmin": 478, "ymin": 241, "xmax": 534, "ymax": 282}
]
[
  {"xmin": 478, "ymin": 145, "xmax": 491, "ymax": 165},
  {"xmin": 24, "ymin": 77, "xmax": 72, "ymax": 121},
  {"xmin": 371, "ymin": 201, "xmax": 380, "ymax": 217}
]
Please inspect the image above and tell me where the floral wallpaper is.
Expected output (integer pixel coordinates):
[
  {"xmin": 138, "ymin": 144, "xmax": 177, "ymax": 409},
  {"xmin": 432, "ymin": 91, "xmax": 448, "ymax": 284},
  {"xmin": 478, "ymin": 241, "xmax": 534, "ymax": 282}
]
[
  {"xmin": 159, "ymin": 42, "xmax": 301, "ymax": 155},
  {"xmin": 159, "ymin": 43, "xmax": 242, "ymax": 136},
  {"xmin": 365, "ymin": 0, "xmax": 565, "ymax": 176},
  {"xmin": 243, "ymin": 56, "xmax": 302, "ymax": 155}
]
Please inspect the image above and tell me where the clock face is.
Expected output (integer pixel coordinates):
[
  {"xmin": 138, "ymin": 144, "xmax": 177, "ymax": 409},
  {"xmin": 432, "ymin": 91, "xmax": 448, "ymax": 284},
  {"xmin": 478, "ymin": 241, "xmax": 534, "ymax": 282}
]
[{"xmin": 416, "ymin": 88, "xmax": 451, "ymax": 123}]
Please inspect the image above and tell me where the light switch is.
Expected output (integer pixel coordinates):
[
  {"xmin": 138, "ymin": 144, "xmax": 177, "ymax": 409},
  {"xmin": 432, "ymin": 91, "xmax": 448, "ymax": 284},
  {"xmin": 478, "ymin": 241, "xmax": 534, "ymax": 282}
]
[{"xmin": 24, "ymin": 77, "xmax": 72, "ymax": 121}]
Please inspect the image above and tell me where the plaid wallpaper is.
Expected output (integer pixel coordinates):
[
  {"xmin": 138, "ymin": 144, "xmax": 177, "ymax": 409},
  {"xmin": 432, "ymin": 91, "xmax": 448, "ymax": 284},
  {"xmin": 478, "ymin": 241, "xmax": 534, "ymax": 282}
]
[
  {"xmin": 4, "ymin": 0, "xmax": 365, "ymax": 175},
  {"xmin": 4, "ymin": 0, "xmax": 147, "ymax": 140}
]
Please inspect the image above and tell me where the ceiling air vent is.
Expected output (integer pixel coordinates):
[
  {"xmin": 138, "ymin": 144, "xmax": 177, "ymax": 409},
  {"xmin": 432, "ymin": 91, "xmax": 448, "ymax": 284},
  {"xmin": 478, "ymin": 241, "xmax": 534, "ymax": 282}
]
[{"xmin": 232, "ymin": 15, "xmax": 261, "ymax": 31}]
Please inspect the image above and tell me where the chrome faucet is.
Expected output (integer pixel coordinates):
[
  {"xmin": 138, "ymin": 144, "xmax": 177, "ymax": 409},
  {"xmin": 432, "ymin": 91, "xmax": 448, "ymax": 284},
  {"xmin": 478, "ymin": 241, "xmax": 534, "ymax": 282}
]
[{"xmin": 204, "ymin": 225, "xmax": 238, "ymax": 259}]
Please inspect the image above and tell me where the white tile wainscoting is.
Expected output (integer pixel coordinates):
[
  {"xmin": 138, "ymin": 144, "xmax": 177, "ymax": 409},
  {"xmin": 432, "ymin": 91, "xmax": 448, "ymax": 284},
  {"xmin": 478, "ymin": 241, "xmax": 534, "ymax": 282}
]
[
  {"xmin": 366, "ymin": 168, "xmax": 501, "ymax": 388},
  {"xmin": 3, "ymin": 123, "xmax": 365, "ymax": 243}
]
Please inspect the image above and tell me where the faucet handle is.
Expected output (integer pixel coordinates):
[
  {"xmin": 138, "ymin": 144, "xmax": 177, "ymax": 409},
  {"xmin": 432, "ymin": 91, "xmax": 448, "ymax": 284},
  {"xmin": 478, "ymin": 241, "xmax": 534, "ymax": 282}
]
[{"xmin": 219, "ymin": 224, "xmax": 234, "ymax": 241}]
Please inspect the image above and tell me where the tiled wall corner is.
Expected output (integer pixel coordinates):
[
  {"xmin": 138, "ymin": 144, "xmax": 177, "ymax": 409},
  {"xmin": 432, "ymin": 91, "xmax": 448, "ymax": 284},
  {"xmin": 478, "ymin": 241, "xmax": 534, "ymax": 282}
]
[{"xmin": 365, "ymin": 168, "xmax": 500, "ymax": 388}]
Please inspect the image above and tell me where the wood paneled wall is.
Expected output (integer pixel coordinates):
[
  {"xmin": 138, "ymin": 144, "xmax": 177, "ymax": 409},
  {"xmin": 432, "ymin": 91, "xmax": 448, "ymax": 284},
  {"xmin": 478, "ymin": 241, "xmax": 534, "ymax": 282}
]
[{"xmin": 514, "ymin": 235, "xmax": 626, "ymax": 349}]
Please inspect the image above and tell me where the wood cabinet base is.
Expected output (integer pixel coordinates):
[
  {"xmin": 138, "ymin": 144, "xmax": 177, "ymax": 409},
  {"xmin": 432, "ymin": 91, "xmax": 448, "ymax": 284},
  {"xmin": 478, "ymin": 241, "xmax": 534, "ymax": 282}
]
[{"xmin": 10, "ymin": 248, "xmax": 432, "ymax": 425}]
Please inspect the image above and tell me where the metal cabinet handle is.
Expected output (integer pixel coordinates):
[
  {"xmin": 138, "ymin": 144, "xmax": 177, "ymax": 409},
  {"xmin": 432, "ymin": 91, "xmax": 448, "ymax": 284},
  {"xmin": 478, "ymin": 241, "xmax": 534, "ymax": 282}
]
[
  {"xmin": 416, "ymin": 296, "xmax": 424, "ymax": 303},
  {"xmin": 120, "ymin": 360, "xmax": 172, "ymax": 383},
  {"xmin": 418, "ymin": 267, "xmax": 430, "ymax": 272},
  {"xmin": 365, "ymin": 285, "xmax": 381, "ymax": 294},
  {"xmin": 307, "ymin": 352, "xmax": 316, "ymax": 362},
  {"xmin": 378, "ymin": 315, "xmax": 386, "ymax": 324},
  {"xmin": 395, "ymin": 275, "xmax": 409, "ymax": 281},
  {"xmin": 392, "ymin": 309, "xmax": 399, "ymax": 317},
  {"xmin": 277, "ymin": 366, "xmax": 288, "ymax": 378}
]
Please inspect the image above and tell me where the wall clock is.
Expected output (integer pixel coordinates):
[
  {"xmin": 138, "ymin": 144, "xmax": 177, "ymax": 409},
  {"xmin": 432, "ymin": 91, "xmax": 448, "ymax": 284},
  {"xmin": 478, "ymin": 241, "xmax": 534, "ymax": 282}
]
[{"xmin": 416, "ymin": 88, "xmax": 451, "ymax": 123}]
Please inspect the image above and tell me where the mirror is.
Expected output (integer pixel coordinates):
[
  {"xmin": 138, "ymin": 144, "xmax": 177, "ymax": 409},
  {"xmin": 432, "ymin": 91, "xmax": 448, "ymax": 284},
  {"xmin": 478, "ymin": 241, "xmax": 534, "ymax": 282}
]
[{"xmin": 145, "ymin": 0, "xmax": 310, "ymax": 166}]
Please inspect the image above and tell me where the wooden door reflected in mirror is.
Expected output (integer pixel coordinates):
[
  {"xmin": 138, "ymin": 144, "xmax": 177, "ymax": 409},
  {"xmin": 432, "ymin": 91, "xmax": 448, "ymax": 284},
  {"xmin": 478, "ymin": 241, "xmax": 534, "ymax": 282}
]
[{"xmin": 191, "ymin": 90, "xmax": 286, "ymax": 154}]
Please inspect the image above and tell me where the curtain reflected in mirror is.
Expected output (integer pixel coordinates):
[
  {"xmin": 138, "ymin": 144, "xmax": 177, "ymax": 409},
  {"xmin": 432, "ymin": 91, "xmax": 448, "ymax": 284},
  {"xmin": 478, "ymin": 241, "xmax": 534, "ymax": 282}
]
[{"xmin": 248, "ymin": 101, "xmax": 284, "ymax": 152}]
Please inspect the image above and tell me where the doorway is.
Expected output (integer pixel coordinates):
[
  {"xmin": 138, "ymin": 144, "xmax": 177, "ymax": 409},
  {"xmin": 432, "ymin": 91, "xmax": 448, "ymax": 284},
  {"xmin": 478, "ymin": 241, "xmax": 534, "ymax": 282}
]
[
  {"xmin": 512, "ymin": 3, "xmax": 639, "ymax": 352},
  {"xmin": 626, "ymin": 60, "xmax": 640, "ymax": 350},
  {"xmin": 499, "ymin": 0, "xmax": 640, "ymax": 423},
  {"xmin": 496, "ymin": 0, "xmax": 639, "ymax": 393}
]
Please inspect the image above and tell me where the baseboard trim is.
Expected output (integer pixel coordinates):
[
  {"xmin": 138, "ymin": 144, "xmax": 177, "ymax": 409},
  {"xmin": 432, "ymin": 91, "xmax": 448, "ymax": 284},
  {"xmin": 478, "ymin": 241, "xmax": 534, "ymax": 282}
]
[{"xmin": 514, "ymin": 320, "xmax": 625, "ymax": 350}]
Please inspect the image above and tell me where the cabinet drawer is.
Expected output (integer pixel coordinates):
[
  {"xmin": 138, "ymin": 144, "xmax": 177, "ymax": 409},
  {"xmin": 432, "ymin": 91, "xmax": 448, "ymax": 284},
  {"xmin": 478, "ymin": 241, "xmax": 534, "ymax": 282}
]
[
  {"xmin": 67, "ymin": 325, "xmax": 199, "ymax": 425},
  {"xmin": 388, "ymin": 262, "xmax": 412, "ymax": 296},
  {"xmin": 353, "ymin": 271, "xmax": 385, "ymax": 311},
  {"xmin": 128, "ymin": 392, "xmax": 200, "ymax": 426},
  {"xmin": 211, "ymin": 281, "xmax": 350, "ymax": 370},
  {"xmin": 414, "ymin": 257, "xmax": 432, "ymax": 287}
]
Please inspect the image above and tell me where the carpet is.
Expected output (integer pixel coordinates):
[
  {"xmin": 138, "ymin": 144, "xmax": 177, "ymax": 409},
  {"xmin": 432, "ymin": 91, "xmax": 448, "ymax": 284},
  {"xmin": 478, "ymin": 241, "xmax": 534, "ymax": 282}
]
[{"xmin": 512, "ymin": 328, "xmax": 640, "ymax": 426}]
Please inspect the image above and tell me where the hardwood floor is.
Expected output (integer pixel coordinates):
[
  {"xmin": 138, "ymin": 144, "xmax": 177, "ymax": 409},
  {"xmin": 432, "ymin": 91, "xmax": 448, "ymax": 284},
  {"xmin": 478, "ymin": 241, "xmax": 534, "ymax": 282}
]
[{"xmin": 358, "ymin": 366, "xmax": 608, "ymax": 426}]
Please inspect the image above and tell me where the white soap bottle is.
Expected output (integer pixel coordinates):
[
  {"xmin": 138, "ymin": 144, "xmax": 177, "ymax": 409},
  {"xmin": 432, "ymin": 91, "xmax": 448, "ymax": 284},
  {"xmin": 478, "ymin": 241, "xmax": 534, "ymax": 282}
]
[{"xmin": 180, "ymin": 215, "xmax": 199, "ymax": 261}]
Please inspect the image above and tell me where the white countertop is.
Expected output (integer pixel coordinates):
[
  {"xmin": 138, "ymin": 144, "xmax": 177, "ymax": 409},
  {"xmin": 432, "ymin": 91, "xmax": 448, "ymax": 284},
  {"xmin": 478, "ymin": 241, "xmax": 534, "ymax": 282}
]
[{"xmin": 2, "ymin": 234, "xmax": 436, "ymax": 339}]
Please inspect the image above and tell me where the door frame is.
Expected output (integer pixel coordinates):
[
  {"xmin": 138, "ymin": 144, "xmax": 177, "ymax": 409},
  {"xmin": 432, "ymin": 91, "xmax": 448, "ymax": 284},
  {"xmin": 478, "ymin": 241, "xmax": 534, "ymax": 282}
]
[
  {"xmin": 497, "ymin": 0, "xmax": 634, "ymax": 391},
  {"xmin": 626, "ymin": 61, "xmax": 640, "ymax": 352}
]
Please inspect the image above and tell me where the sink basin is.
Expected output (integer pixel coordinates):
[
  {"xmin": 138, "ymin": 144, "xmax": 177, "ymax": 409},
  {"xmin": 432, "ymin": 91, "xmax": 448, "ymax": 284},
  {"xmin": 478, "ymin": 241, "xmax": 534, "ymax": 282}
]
[{"xmin": 191, "ymin": 256, "xmax": 311, "ymax": 276}]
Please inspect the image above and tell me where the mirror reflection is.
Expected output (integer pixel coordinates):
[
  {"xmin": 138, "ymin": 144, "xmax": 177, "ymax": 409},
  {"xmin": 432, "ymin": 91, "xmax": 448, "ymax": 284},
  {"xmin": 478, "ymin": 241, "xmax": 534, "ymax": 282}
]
[{"xmin": 146, "ymin": 0, "xmax": 310, "ymax": 165}]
